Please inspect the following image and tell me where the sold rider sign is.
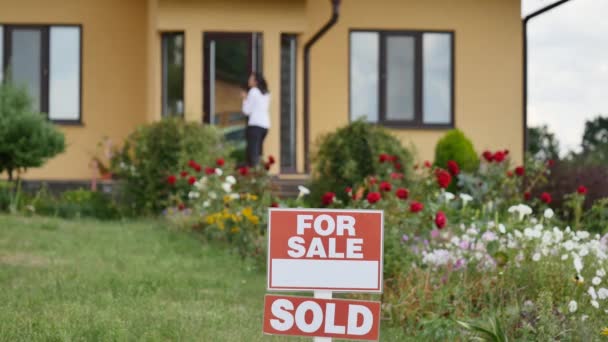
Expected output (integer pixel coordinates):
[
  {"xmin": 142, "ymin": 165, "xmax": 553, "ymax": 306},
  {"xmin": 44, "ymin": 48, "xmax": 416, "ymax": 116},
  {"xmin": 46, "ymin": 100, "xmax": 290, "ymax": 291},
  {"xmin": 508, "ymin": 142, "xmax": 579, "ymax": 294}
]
[{"xmin": 267, "ymin": 208, "xmax": 384, "ymax": 292}]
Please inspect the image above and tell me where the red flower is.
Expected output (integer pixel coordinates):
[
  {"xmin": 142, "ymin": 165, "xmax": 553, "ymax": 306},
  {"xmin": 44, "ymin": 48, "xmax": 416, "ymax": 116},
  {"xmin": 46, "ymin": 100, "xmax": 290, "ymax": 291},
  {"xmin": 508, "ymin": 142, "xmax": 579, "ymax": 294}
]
[
  {"xmin": 410, "ymin": 201, "xmax": 424, "ymax": 213},
  {"xmin": 268, "ymin": 155, "xmax": 276, "ymax": 165},
  {"xmin": 447, "ymin": 160, "xmax": 460, "ymax": 176},
  {"xmin": 577, "ymin": 185, "xmax": 588, "ymax": 195},
  {"xmin": 395, "ymin": 188, "xmax": 409, "ymax": 200},
  {"xmin": 391, "ymin": 172, "xmax": 404, "ymax": 180},
  {"xmin": 205, "ymin": 167, "xmax": 215, "ymax": 175},
  {"xmin": 180, "ymin": 171, "xmax": 188, "ymax": 178},
  {"xmin": 188, "ymin": 176, "xmax": 196, "ymax": 185},
  {"xmin": 394, "ymin": 162, "xmax": 402, "ymax": 171},
  {"xmin": 369, "ymin": 177, "xmax": 377, "ymax": 185},
  {"xmin": 524, "ymin": 191, "xmax": 531, "ymax": 201},
  {"xmin": 264, "ymin": 162, "xmax": 271, "ymax": 170},
  {"xmin": 271, "ymin": 202, "xmax": 280, "ymax": 208},
  {"xmin": 493, "ymin": 151, "xmax": 506, "ymax": 163},
  {"xmin": 379, "ymin": 154, "xmax": 390, "ymax": 163},
  {"xmin": 367, "ymin": 192, "xmax": 381, "ymax": 204},
  {"xmin": 379, "ymin": 181, "xmax": 392, "ymax": 192},
  {"xmin": 322, "ymin": 192, "xmax": 336, "ymax": 206},
  {"xmin": 188, "ymin": 160, "xmax": 202, "ymax": 172},
  {"xmin": 167, "ymin": 175, "xmax": 177, "ymax": 185},
  {"xmin": 436, "ymin": 170, "xmax": 452, "ymax": 189},
  {"xmin": 515, "ymin": 166, "xmax": 525, "ymax": 177},
  {"xmin": 435, "ymin": 211, "xmax": 447, "ymax": 229},
  {"xmin": 178, "ymin": 203, "xmax": 185, "ymax": 211},
  {"xmin": 506, "ymin": 170, "xmax": 514, "ymax": 177},
  {"xmin": 238, "ymin": 166, "xmax": 249, "ymax": 176},
  {"xmin": 540, "ymin": 192, "xmax": 552, "ymax": 204},
  {"xmin": 482, "ymin": 151, "xmax": 493, "ymax": 162},
  {"xmin": 216, "ymin": 158, "xmax": 225, "ymax": 167},
  {"xmin": 345, "ymin": 187, "xmax": 352, "ymax": 194},
  {"xmin": 389, "ymin": 155, "xmax": 398, "ymax": 162},
  {"xmin": 547, "ymin": 159, "xmax": 555, "ymax": 168},
  {"xmin": 424, "ymin": 161, "xmax": 432, "ymax": 168}
]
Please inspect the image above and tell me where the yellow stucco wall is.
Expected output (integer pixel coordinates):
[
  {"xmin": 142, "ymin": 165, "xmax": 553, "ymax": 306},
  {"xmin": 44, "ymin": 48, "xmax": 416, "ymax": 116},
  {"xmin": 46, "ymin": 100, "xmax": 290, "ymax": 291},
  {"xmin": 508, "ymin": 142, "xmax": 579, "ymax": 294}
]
[
  {"xmin": 0, "ymin": 0, "xmax": 149, "ymax": 180},
  {"xmin": 306, "ymin": 0, "xmax": 523, "ymax": 165}
]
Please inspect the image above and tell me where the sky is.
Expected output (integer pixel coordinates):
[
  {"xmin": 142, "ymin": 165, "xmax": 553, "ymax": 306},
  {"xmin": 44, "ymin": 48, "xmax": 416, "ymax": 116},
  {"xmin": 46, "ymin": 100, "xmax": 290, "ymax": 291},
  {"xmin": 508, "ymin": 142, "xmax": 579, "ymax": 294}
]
[{"xmin": 523, "ymin": 0, "xmax": 608, "ymax": 155}]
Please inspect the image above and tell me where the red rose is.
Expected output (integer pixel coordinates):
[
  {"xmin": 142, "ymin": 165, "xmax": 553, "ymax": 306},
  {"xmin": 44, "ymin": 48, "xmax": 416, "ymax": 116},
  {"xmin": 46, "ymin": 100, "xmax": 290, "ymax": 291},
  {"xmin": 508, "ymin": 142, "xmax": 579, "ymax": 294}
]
[
  {"xmin": 322, "ymin": 192, "xmax": 336, "ymax": 206},
  {"xmin": 435, "ymin": 211, "xmax": 447, "ymax": 229},
  {"xmin": 577, "ymin": 185, "xmax": 588, "ymax": 195},
  {"xmin": 436, "ymin": 170, "xmax": 452, "ymax": 189},
  {"xmin": 524, "ymin": 191, "xmax": 531, "ymax": 201},
  {"xmin": 216, "ymin": 158, "xmax": 225, "ymax": 167},
  {"xmin": 271, "ymin": 202, "xmax": 280, "ymax": 208},
  {"xmin": 180, "ymin": 171, "xmax": 188, "ymax": 178},
  {"xmin": 395, "ymin": 188, "xmax": 409, "ymax": 200},
  {"xmin": 167, "ymin": 175, "xmax": 177, "ymax": 185},
  {"xmin": 506, "ymin": 171, "xmax": 514, "ymax": 177},
  {"xmin": 424, "ymin": 161, "xmax": 432, "ymax": 168},
  {"xmin": 345, "ymin": 187, "xmax": 352, "ymax": 194},
  {"xmin": 482, "ymin": 151, "xmax": 493, "ymax": 162},
  {"xmin": 410, "ymin": 201, "xmax": 424, "ymax": 213},
  {"xmin": 391, "ymin": 172, "xmax": 404, "ymax": 180},
  {"xmin": 367, "ymin": 192, "xmax": 381, "ymax": 204},
  {"xmin": 188, "ymin": 160, "xmax": 202, "ymax": 172},
  {"xmin": 264, "ymin": 162, "xmax": 271, "ymax": 170},
  {"xmin": 379, "ymin": 181, "xmax": 392, "ymax": 192},
  {"xmin": 389, "ymin": 155, "xmax": 398, "ymax": 162},
  {"xmin": 493, "ymin": 151, "xmax": 506, "ymax": 163},
  {"xmin": 205, "ymin": 167, "xmax": 215, "ymax": 175},
  {"xmin": 178, "ymin": 203, "xmax": 185, "ymax": 211},
  {"xmin": 540, "ymin": 192, "xmax": 552, "ymax": 204},
  {"xmin": 188, "ymin": 176, "xmax": 196, "ymax": 185},
  {"xmin": 379, "ymin": 154, "xmax": 390, "ymax": 163},
  {"xmin": 394, "ymin": 162, "xmax": 402, "ymax": 171},
  {"xmin": 447, "ymin": 160, "xmax": 460, "ymax": 176},
  {"xmin": 238, "ymin": 166, "xmax": 249, "ymax": 176},
  {"xmin": 268, "ymin": 155, "xmax": 276, "ymax": 165},
  {"xmin": 515, "ymin": 166, "xmax": 525, "ymax": 177},
  {"xmin": 547, "ymin": 159, "xmax": 555, "ymax": 167}
]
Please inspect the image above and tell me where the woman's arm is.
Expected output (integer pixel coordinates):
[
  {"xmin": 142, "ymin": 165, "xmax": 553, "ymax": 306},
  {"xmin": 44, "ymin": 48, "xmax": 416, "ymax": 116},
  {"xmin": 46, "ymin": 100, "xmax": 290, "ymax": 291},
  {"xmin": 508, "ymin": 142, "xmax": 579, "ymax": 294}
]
[{"xmin": 242, "ymin": 88, "xmax": 261, "ymax": 115}]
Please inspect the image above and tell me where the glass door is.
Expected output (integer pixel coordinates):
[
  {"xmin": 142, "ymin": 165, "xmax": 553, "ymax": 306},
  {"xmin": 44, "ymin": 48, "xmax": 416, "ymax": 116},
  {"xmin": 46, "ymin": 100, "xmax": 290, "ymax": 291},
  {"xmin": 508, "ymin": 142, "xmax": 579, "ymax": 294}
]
[{"xmin": 203, "ymin": 33, "xmax": 263, "ymax": 150}]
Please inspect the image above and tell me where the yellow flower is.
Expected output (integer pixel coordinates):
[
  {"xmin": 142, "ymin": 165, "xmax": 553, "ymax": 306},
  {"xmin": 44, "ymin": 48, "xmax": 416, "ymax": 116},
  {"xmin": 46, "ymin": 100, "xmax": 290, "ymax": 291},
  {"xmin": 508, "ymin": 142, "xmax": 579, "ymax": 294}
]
[
  {"xmin": 601, "ymin": 327, "xmax": 608, "ymax": 336},
  {"xmin": 242, "ymin": 207, "xmax": 254, "ymax": 218},
  {"xmin": 573, "ymin": 275, "xmax": 585, "ymax": 285},
  {"xmin": 223, "ymin": 195, "xmax": 232, "ymax": 203},
  {"xmin": 231, "ymin": 226, "xmax": 240, "ymax": 234}
]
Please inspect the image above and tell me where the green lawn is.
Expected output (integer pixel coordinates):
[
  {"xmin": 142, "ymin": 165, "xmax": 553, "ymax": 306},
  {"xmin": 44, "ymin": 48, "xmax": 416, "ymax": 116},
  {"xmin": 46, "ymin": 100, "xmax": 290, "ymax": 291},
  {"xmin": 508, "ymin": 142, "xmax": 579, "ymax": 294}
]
[{"xmin": 0, "ymin": 216, "xmax": 407, "ymax": 341}]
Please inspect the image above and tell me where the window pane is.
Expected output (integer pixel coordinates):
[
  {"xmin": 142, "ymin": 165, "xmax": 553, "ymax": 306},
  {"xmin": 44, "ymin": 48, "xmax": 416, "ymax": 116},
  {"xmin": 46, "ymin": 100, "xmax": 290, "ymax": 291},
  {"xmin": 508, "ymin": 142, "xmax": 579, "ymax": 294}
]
[
  {"xmin": 11, "ymin": 29, "xmax": 42, "ymax": 112},
  {"xmin": 280, "ymin": 34, "xmax": 297, "ymax": 171},
  {"xmin": 49, "ymin": 27, "xmax": 81, "ymax": 120},
  {"xmin": 0, "ymin": 26, "xmax": 4, "ymax": 82},
  {"xmin": 350, "ymin": 32, "xmax": 379, "ymax": 122},
  {"xmin": 385, "ymin": 35, "xmax": 415, "ymax": 121},
  {"xmin": 423, "ymin": 33, "xmax": 452, "ymax": 124},
  {"xmin": 161, "ymin": 33, "xmax": 184, "ymax": 116}
]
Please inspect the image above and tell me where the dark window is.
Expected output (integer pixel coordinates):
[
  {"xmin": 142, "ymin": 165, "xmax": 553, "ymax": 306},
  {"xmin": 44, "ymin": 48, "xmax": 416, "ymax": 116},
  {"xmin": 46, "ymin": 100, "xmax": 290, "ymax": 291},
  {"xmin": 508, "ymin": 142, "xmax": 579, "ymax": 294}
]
[
  {"xmin": 280, "ymin": 34, "xmax": 297, "ymax": 172},
  {"xmin": 161, "ymin": 32, "xmax": 184, "ymax": 117},
  {"xmin": 350, "ymin": 30, "xmax": 453, "ymax": 128},
  {"xmin": 0, "ymin": 24, "xmax": 81, "ymax": 123}
]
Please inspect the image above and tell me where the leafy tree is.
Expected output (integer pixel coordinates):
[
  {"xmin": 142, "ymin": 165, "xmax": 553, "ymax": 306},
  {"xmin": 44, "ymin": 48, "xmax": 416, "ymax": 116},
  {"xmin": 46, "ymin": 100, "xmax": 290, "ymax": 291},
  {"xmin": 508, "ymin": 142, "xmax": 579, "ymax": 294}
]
[
  {"xmin": 527, "ymin": 125, "xmax": 560, "ymax": 161},
  {"xmin": 0, "ymin": 82, "xmax": 65, "ymax": 180},
  {"xmin": 581, "ymin": 116, "xmax": 608, "ymax": 164}
]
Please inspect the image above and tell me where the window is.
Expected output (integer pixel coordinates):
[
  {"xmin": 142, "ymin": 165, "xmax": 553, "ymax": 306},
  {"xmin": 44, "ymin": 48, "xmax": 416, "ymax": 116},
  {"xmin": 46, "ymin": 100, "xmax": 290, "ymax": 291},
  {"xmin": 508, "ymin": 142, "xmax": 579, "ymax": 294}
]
[
  {"xmin": 161, "ymin": 32, "xmax": 184, "ymax": 117},
  {"xmin": 0, "ymin": 24, "xmax": 81, "ymax": 122},
  {"xmin": 350, "ymin": 30, "xmax": 453, "ymax": 127},
  {"xmin": 280, "ymin": 34, "xmax": 297, "ymax": 172}
]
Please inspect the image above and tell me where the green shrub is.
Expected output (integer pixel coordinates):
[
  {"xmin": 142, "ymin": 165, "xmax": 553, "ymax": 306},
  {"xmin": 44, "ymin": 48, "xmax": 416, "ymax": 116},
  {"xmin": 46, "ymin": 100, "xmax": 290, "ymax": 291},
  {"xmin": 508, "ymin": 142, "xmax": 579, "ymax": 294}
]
[
  {"xmin": 310, "ymin": 120, "xmax": 413, "ymax": 204},
  {"xmin": 0, "ymin": 82, "xmax": 65, "ymax": 180},
  {"xmin": 434, "ymin": 129, "xmax": 479, "ymax": 173},
  {"xmin": 110, "ymin": 118, "xmax": 226, "ymax": 215},
  {"xmin": 34, "ymin": 188, "xmax": 119, "ymax": 220},
  {"xmin": 0, "ymin": 181, "xmax": 13, "ymax": 212}
]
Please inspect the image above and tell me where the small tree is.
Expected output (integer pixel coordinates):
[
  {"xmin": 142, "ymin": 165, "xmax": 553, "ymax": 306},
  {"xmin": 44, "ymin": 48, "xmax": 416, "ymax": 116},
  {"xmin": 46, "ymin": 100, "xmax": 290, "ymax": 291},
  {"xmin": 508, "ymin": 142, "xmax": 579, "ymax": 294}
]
[
  {"xmin": 527, "ymin": 125, "xmax": 560, "ymax": 161},
  {"xmin": 0, "ymin": 82, "xmax": 65, "ymax": 181},
  {"xmin": 581, "ymin": 116, "xmax": 608, "ymax": 164}
]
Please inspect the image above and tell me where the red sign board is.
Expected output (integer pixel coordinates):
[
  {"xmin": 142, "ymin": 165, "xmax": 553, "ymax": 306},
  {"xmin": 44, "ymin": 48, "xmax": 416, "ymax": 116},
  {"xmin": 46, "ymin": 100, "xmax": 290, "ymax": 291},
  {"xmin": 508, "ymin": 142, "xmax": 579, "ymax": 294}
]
[
  {"xmin": 267, "ymin": 208, "xmax": 384, "ymax": 292},
  {"xmin": 263, "ymin": 295, "xmax": 381, "ymax": 341}
]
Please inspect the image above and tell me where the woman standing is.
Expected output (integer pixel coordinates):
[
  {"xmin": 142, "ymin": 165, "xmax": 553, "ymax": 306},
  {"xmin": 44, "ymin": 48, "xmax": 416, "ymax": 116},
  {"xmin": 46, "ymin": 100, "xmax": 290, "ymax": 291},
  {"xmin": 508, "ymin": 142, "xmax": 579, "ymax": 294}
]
[{"xmin": 241, "ymin": 73, "xmax": 270, "ymax": 167}]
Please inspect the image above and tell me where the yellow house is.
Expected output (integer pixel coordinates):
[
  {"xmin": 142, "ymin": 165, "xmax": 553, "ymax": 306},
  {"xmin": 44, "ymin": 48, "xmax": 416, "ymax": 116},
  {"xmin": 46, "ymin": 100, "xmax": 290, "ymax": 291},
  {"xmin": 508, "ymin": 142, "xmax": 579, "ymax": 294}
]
[{"xmin": 0, "ymin": 0, "xmax": 523, "ymax": 182}]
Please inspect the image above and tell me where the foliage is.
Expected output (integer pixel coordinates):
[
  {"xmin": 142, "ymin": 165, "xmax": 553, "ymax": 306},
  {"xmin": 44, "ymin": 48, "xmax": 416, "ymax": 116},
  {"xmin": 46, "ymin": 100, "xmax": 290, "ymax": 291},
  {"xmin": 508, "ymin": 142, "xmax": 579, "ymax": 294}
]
[
  {"xmin": 31, "ymin": 188, "xmax": 120, "ymax": 220},
  {"xmin": 309, "ymin": 119, "xmax": 413, "ymax": 205},
  {"xmin": 0, "ymin": 181, "xmax": 13, "ymax": 212},
  {"xmin": 580, "ymin": 116, "xmax": 608, "ymax": 164},
  {"xmin": 107, "ymin": 117, "xmax": 226, "ymax": 215},
  {"xmin": 0, "ymin": 82, "xmax": 65, "ymax": 180},
  {"xmin": 434, "ymin": 129, "xmax": 480, "ymax": 173},
  {"xmin": 455, "ymin": 316, "xmax": 509, "ymax": 342},
  {"xmin": 527, "ymin": 125, "xmax": 560, "ymax": 161},
  {"xmin": 582, "ymin": 199, "xmax": 608, "ymax": 235}
]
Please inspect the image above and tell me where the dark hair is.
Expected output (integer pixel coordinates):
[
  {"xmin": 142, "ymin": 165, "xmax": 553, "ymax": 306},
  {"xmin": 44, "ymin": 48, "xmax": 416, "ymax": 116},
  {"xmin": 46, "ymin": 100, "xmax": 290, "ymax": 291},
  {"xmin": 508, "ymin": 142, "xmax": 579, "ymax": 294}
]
[{"xmin": 252, "ymin": 72, "xmax": 269, "ymax": 94}]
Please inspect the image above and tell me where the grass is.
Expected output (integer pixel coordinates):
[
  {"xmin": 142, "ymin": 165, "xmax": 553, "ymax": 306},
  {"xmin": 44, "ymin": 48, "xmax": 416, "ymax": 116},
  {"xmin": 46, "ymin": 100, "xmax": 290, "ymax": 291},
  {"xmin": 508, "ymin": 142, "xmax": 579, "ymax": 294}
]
[{"xmin": 0, "ymin": 215, "xmax": 407, "ymax": 341}]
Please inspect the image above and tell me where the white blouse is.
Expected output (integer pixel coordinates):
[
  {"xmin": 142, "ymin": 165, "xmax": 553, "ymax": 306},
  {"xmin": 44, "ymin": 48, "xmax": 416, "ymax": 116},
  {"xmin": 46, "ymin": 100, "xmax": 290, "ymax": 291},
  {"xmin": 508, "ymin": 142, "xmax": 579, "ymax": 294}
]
[{"xmin": 242, "ymin": 87, "xmax": 271, "ymax": 129}]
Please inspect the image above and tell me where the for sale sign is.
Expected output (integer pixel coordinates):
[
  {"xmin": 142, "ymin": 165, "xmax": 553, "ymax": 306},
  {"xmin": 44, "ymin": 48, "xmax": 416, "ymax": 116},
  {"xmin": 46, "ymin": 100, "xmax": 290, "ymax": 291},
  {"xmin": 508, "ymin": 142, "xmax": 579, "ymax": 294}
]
[
  {"xmin": 263, "ymin": 295, "xmax": 381, "ymax": 341},
  {"xmin": 267, "ymin": 209, "xmax": 383, "ymax": 292}
]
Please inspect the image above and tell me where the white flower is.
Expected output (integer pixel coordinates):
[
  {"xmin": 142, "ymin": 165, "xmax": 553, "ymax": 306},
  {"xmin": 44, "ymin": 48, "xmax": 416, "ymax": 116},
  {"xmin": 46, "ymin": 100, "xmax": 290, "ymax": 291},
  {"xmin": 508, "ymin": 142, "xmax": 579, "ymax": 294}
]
[
  {"xmin": 443, "ymin": 191, "xmax": 455, "ymax": 201},
  {"xmin": 581, "ymin": 315, "xmax": 589, "ymax": 321},
  {"xmin": 514, "ymin": 230, "xmax": 523, "ymax": 239},
  {"xmin": 498, "ymin": 224, "xmax": 506, "ymax": 234},
  {"xmin": 482, "ymin": 231, "xmax": 498, "ymax": 242},
  {"xmin": 561, "ymin": 254, "xmax": 569, "ymax": 260},
  {"xmin": 574, "ymin": 256, "xmax": 584, "ymax": 273},
  {"xmin": 569, "ymin": 300, "xmax": 578, "ymax": 313},
  {"xmin": 209, "ymin": 192, "xmax": 217, "ymax": 200},
  {"xmin": 508, "ymin": 204, "xmax": 533, "ymax": 220},
  {"xmin": 297, "ymin": 185, "xmax": 310, "ymax": 198},
  {"xmin": 422, "ymin": 249, "xmax": 453, "ymax": 267},
  {"xmin": 532, "ymin": 253, "xmax": 541, "ymax": 261},
  {"xmin": 225, "ymin": 175, "xmax": 237, "ymax": 185},
  {"xmin": 588, "ymin": 286, "xmax": 598, "ymax": 300},
  {"xmin": 593, "ymin": 277, "xmax": 602, "ymax": 286},
  {"xmin": 597, "ymin": 269, "xmax": 606, "ymax": 277},
  {"xmin": 188, "ymin": 191, "xmax": 200, "ymax": 199},
  {"xmin": 591, "ymin": 300, "xmax": 600, "ymax": 309},
  {"xmin": 215, "ymin": 168, "xmax": 223, "ymax": 176},
  {"xmin": 229, "ymin": 193, "xmax": 240, "ymax": 200},
  {"xmin": 460, "ymin": 193, "xmax": 473, "ymax": 205},
  {"xmin": 221, "ymin": 182, "xmax": 232, "ymax": 193},
  {"xmin": 579, "ymin": 247, "xmax": 589, "ymax": 257},
  {"xmin": 544, "ymin": 208, "xmax": 554, "ymax": 219},
  {"xmin": 202, "ymin": 200, "xmax": 210, "ymax": 208},
  {"xmin": 563, "ymin": 240, "xmax": 575, "ymax": 251},
  {"xmin": 598, "ymin": 288, "xmax": 608, "ymax": 300}
]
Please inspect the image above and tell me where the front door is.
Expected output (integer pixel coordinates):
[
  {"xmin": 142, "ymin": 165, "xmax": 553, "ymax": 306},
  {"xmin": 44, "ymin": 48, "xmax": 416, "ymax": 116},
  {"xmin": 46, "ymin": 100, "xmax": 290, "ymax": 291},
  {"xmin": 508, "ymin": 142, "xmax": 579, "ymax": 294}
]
[{"xmin": 203, "ymin": 33, "xmax": 263, "ymax": 152}]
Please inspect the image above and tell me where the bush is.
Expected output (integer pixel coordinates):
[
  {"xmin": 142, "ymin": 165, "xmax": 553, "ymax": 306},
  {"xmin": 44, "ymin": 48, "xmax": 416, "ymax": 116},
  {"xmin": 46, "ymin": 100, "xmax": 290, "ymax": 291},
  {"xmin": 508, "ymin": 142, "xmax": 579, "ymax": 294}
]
[
  {"xmin": 434, "ymin": 129, "xmax": 479, "ymax": 173},
  {"xmin": 310, "ymin": 120, "xmax": 413, "ymax": 204},
  {"xmin": 33, "ymin": 188, "xmax": 120, "ymax": 220},
  {"xmin": 0, "ymin": 82, "xmax": 65, "ymax": 180},
  {"xmin": 109, "ymin": 118, "xmax": 226, "ymax": 215}
]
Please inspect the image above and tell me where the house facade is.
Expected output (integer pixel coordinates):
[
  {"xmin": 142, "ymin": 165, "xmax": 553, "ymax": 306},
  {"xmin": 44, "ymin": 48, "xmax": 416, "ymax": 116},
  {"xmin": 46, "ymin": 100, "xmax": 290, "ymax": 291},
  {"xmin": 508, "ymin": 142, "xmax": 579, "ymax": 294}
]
[{"xmin": 0, "ymin": 0, "xmax": 523, "ymax": 180}]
